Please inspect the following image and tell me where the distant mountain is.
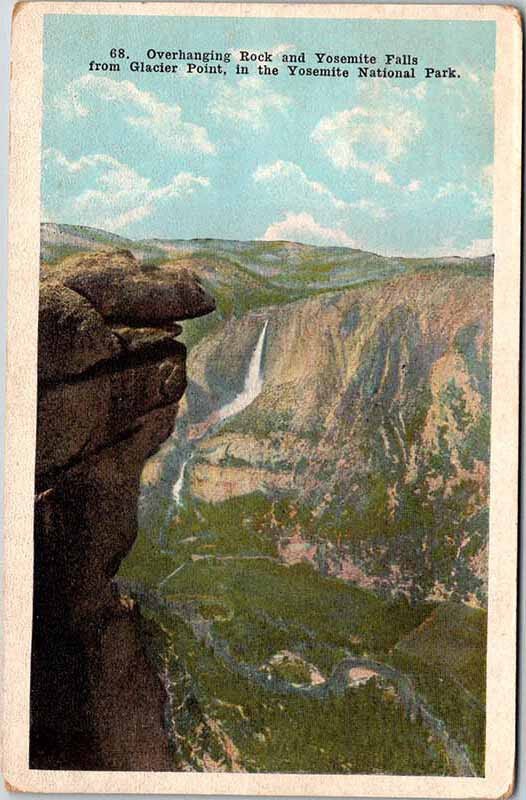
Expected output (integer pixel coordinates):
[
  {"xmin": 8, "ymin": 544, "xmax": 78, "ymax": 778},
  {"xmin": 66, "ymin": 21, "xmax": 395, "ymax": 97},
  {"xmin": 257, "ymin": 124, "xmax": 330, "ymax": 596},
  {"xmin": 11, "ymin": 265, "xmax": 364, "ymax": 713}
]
[{"xmin": 40, "ymin": 223, "xmax": 493, "ymax": 296}]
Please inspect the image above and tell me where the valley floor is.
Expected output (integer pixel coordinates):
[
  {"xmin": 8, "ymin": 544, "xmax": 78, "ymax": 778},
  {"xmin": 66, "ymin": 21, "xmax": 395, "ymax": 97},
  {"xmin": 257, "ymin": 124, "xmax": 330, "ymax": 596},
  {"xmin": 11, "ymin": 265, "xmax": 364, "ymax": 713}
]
[{"xmin": 118, "ymin": 493, "xmax": 486, "ymax": 776}]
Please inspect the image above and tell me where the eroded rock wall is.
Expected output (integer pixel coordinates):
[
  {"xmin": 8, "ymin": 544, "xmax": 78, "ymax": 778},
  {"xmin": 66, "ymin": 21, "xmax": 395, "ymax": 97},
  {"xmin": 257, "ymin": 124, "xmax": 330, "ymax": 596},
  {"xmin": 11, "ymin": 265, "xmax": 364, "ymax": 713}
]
[
  {"xmin": 30, "ymin": 250, "xmax": 214, "ymax": 770},
  {"xmin": 174, "ymin": 269, "xmax": 491, "ymax": 605}
]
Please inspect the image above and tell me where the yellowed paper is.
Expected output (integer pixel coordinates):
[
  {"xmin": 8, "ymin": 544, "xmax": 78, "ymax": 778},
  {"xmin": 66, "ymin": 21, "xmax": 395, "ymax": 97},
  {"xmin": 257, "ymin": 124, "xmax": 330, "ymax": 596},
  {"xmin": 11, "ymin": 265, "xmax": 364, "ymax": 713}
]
[{"xmin": 2, "ymin": 3, "xmax": 522, "ymax": 797}]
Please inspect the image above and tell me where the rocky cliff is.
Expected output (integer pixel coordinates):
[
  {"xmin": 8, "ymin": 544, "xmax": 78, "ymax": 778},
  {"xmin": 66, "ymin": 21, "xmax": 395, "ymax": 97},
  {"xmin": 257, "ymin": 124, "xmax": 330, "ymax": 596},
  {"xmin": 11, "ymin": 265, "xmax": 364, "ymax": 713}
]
[
  {"xmin": 154, "ymin": 267, "xmax": 491, "ymax": 606},
  {"xmin": 30, "ymin": 250, "xmax": 215, "ymax": 770}
]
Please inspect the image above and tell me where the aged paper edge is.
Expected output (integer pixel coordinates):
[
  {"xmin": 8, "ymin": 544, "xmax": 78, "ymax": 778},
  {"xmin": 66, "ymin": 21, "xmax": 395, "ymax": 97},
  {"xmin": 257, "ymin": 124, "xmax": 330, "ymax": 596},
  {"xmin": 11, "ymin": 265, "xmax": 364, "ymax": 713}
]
[{"xmin": 2, "ymin": 3, "xmax": 522, "ymax": 797}]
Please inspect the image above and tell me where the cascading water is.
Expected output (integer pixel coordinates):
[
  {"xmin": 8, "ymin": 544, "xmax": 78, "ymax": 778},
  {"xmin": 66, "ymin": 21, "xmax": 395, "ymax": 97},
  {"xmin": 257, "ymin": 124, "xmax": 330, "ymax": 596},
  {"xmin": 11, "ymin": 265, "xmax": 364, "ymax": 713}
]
[
  {"xmin": 217, "ymin": 319, "xmax": 268, "ymax": 421},
  {"xmin": 171, "ymin": 458, "xmax": 188, "ymax": 507},
  {"xmin": 158, "ymin": 319, "xmax": 269, "ymax": 547}
]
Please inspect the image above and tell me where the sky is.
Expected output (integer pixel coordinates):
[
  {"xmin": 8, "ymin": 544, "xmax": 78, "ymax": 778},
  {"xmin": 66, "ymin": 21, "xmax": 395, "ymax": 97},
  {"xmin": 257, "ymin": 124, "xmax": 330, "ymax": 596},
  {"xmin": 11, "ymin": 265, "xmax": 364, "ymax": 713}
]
[{"xmin": 42, "ymin": 14, "xmax": 495, "ymax": 257}]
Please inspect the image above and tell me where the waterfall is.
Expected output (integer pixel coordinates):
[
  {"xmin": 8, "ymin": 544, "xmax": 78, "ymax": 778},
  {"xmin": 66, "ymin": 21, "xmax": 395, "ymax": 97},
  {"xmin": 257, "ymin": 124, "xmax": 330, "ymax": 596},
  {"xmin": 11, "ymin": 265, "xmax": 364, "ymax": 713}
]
[
  {"xmin": 159, "ymin": 454, "xmax": 189, "ymax": 548},
  {"xmin": 158, "ymin": 319, "xmax": 269, "ymax": 546},
  {"xmin": 171, "ymin": 458, "xmax": 188, "ymax": 507},
  {"xmin": 217, "ymin": 319, "xmax": 268, "ymax": 422}
]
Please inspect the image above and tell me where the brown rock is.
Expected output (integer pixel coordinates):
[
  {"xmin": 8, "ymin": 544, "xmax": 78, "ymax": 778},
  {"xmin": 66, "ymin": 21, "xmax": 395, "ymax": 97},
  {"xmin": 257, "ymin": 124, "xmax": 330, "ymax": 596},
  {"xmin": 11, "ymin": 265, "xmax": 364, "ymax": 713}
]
[
  {"xmin": 53, "ymin": 250, "xmax": 215, "ymax": 324},
  {"xmin": 30, "ymin": 405, "xmax": 182, "ymax": 772},
  {"xmin": 38, "ymin": 280, "xmax": 121, "ymax": 382},
  {"xmin": 112, "ymin": 324, "xmax": 183, "ymax": 354},
  {"xmin": 30, "ymin": 249, "xmax": 215, "ymax": 771},
  {"xmin": 34, "ymin": 403, "xmax": 179, "ymax": 623},
  {"xmin": 36, "ymin": 343, "xmax": 186, "ymax": 481},
  {"xmin": 93, "ymin": 603, "xmax": 172, "ymax": 770}
]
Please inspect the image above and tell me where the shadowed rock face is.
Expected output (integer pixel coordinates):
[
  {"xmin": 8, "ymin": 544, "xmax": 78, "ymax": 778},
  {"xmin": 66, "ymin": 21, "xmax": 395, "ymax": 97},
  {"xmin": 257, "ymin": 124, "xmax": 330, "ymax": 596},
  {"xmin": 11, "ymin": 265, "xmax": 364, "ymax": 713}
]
[{"xmin": 30, "ymin": 250, "xmax": 214, "ymax": 770}]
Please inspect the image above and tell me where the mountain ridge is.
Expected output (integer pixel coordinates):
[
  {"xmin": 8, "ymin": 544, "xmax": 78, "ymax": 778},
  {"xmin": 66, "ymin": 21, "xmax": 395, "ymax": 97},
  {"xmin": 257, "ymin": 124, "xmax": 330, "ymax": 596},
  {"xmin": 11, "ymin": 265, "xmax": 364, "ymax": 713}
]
[{"xmin": 41, "ymin": 222, "xmax": 493, "ymax": 267}]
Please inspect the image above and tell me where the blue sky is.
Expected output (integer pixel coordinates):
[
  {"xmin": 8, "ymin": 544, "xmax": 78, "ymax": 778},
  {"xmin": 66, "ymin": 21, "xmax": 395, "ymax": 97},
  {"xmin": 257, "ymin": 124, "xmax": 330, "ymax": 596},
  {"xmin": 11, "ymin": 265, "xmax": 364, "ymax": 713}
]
[{"xmin": 42, "ymin": 14, "xmax": 495, "ymax": 257}]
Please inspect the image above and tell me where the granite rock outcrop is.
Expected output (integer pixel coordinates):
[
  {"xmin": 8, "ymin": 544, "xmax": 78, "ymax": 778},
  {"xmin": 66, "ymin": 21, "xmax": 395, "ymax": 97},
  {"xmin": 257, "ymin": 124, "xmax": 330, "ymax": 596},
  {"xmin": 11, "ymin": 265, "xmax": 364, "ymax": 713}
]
[{"xmin": 30, "ymin": 250, "xmax": 214, "ymax": 770}]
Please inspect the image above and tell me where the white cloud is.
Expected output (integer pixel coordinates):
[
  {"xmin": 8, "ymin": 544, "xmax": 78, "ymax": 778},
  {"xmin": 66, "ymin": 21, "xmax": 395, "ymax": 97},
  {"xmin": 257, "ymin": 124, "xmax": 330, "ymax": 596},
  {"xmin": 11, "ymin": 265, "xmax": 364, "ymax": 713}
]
[
  {"xmin": 445, "ymin": 64, "xmax": 493, "ymax": 119},
  {"xmin": 412, "ymin": 82, "xmax": 428, "ymax": 101},
  {"xmin": 44, "ymin": 149, "xmax": 122, "ymax": 174},
  {"xmin": 45, "ymin": 148, "xmax": 210, "ymax": 232},
  {"xmin": 269, "ymin": 43, "xmax": 296, "ymax": 59},
  {"xmin": 209, "ymin": 76, "xmax": 290, "ymax": 130},
  {"xmin": 253, "ymin": 160, "xmax": 388, "ymax": 220},
  {"xmin": 472, "ymin": 164, "xmax": 493, "ymax": 217},
  {"xmin": 374, "ymin": 168, "xmax": 393, "ymax": 185},
  {"xmin": 434, "ymin": 164, "xmax": 492, "ymax": 217},
  {"xmin": 406, "ymin": 179, "xmax": 422, "ymax": 192},
  {"xmin": 261, "ymin": 211, "xmax": 356, "ymax": 247},
  {"xmin": 455, "ymin": 237, "xmax": 493, "ymax": 258},
  {"xmin": 311, "ymin": 97, "xmax": 424, "ymax": 180},
  {"xmin": 253, "ymin": 160, "xmax": 348, "ymax": 211},
  {"xmin": 398, "ymin": 236, "xmax": 493, "ymax": 259},
  {"xmin": 435, "ymin": 181, "xmax": 464, "ymax": 200},
  {"xmin": 358, "ymin": 79, "xmax": 428, "ymax": 104},
  {"xmin": 55, "ymin": 75, "xmax": 216, "ymax": 154},
  {"xmin": 351, "ymin": 198, "xmax": 389, "ymax": 220}
]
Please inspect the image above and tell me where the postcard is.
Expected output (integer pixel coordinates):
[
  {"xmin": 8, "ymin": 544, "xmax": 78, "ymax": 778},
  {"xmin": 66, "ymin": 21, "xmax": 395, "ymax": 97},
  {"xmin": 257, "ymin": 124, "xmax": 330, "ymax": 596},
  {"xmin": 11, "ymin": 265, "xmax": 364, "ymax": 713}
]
[{"xmin": 2, "ymin": 3, "xmax": 522, "ymax": 797}]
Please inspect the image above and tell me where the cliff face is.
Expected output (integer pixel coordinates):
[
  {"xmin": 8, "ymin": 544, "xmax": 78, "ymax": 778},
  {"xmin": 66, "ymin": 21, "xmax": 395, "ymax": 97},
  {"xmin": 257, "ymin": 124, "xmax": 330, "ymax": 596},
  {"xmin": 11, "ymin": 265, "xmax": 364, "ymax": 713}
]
[
  {"xmin": 30, "ymin": 250, "xmax": 215, "ymax": 770},
  {"xmin": 148, "ymin": 268, "xmax": 491, "ymax": 606}
]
